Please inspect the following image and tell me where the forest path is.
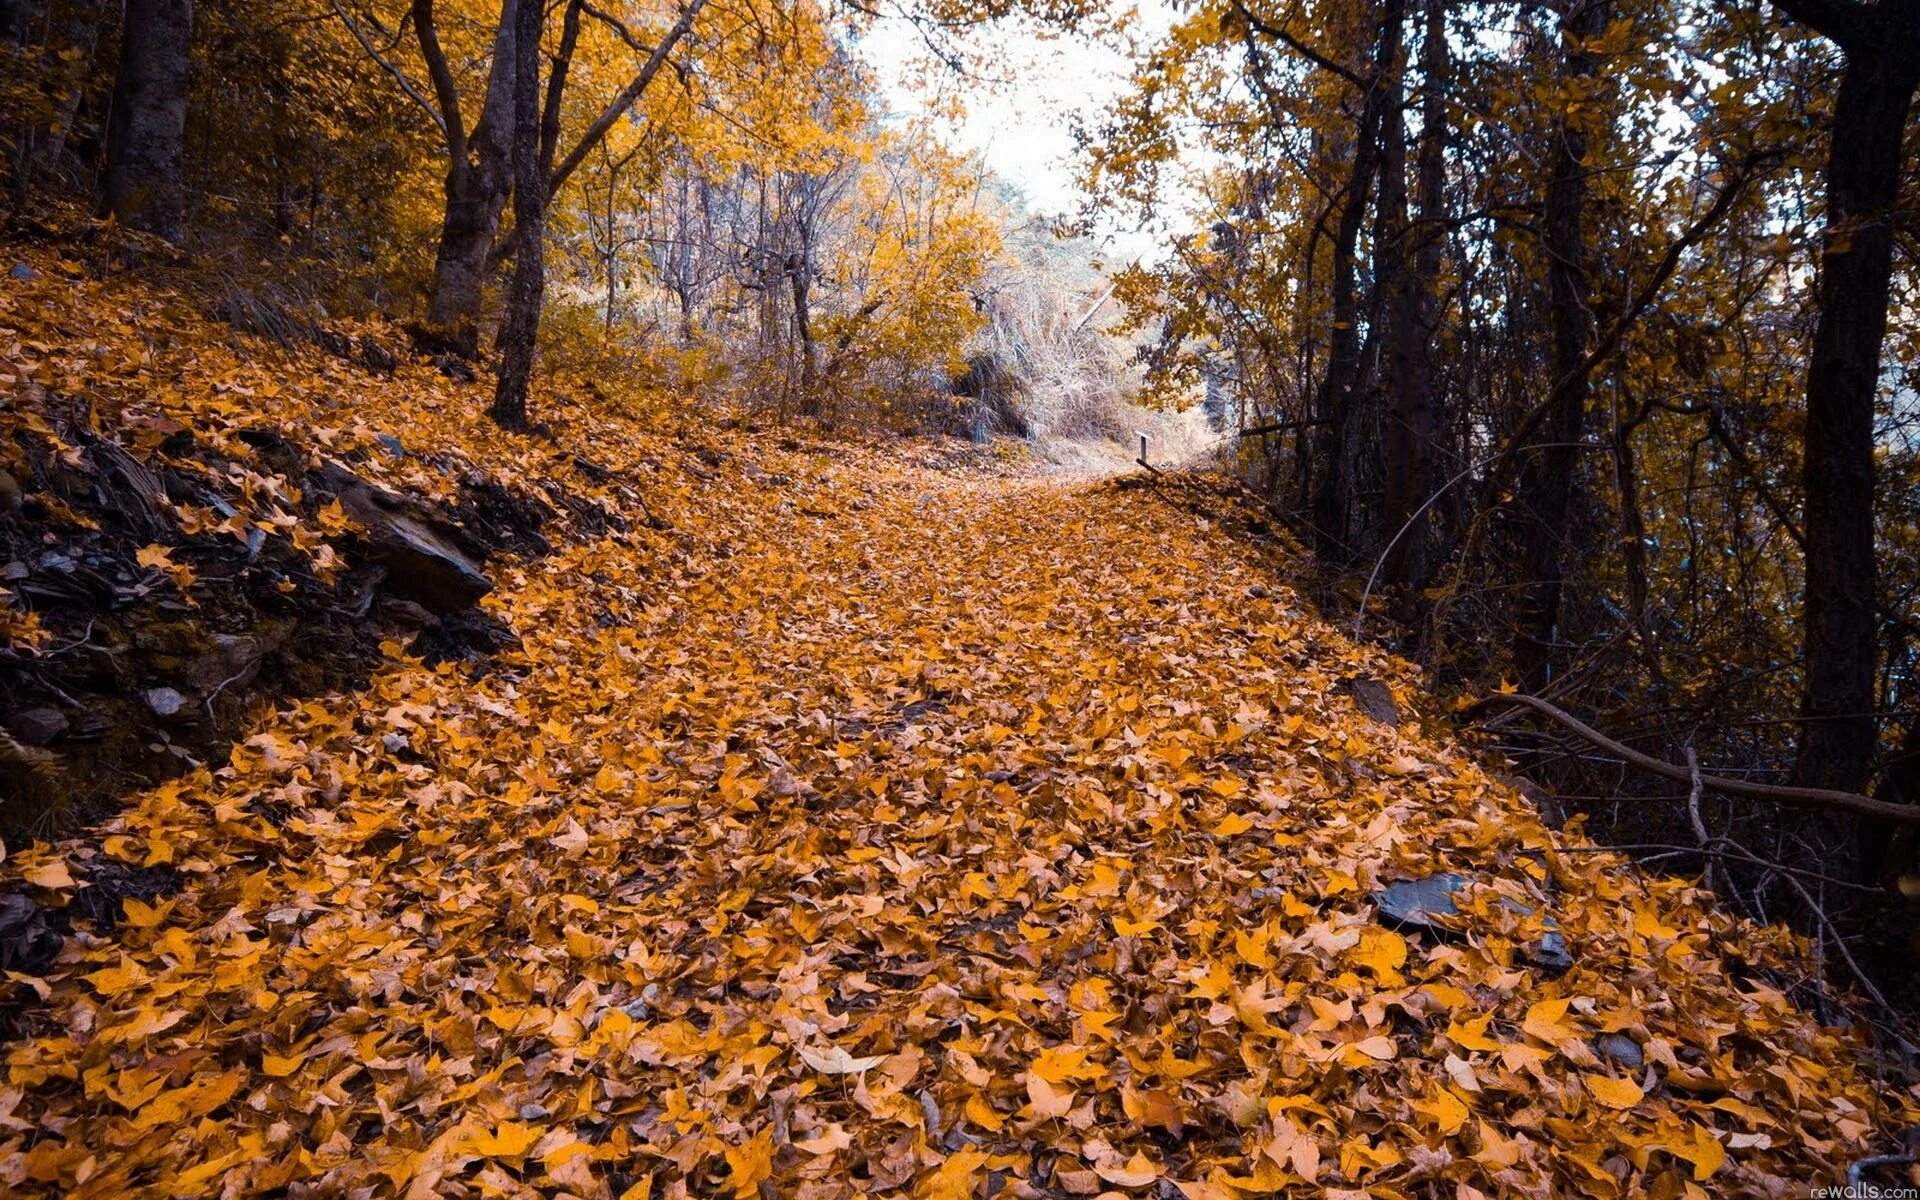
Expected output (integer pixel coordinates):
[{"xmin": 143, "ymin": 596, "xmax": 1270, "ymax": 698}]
[{"xmin": 1, "ymin": 432, "xmax": 1907, "ymax": 1196}]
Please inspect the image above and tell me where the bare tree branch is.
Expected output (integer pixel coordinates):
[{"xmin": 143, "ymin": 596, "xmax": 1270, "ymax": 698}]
[{"xmin": 1472, "ymin": 693, "xmax": 1920, "ymax": 824}]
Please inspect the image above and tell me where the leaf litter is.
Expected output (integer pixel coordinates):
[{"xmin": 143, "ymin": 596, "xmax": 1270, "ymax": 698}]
[{"xmin": 1, "ymin": 250, "xmax": 1916, "ymax": 1198}]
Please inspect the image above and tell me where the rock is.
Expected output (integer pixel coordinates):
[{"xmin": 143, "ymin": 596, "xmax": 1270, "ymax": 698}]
[
  {"xmin": 0, "ymin": 894, "xmax": 60, "ymax": 975},
  {"xmin": 1344, "ymin": 677, "xmax": 1400, "ymax": 727},
  {"xmin": 380, "ymin": 598, "xmax": 437, "ymax": 628},
  {"xmin": 9, "ymin": 264, "xmax": 38, "ymax": 282},
  {"xmin": 184, "ymin": 633, "xmax": 274, "ymax": 692},
  {"xmin": 324, "ymin": 465, "xmax": 491, "ymax": 613},
  {"xmin": 1375, "ymin": 873, "xmax": 1472, "ymax": 929},
  {"xmin": 1527, "ymin": 923, "xmax": 1574, "ymax": 973},
  {"xmin": 6, "ymin": 707, "xmax": 69, "ymax": 746},
  {"xmin": 1594, "ymin": 1033, "xmax": 1644, "ymax": 1068},
  {"xmin": 143, "ymin": 687, "xmax": 188, "ymax": 719},
  {"xmin": 1375, "ymin": 872, "xmax": 1574, "ymax": 973}
]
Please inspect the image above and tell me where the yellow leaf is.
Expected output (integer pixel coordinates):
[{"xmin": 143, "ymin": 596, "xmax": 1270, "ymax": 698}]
[
  {"xmin": 1522, "ymin": 997, "xmax": 1578, "ymax": 1046},
  {"xmin": 473, "ymin": 1121, "xmax": 542, "ymax": 1158},
  {"xmin": 22, "ymin": 859, "xmax": 75, "ymax": 889},
  {"xmin": 1208, "ymin": 812, "xmax": 1253, "ymax": 837},
  {"xmin": 1584, "ymin": 1073, "xmax": 1644, "ymax": 1110},
  {"xmin": 922, "ymin": 1149, "xmax": 991, "ymax": 1200},
  {"xmin": 1411, "ymin": 1087, "xmax": 1470, "ymax": 1136},
  {"xmin": 1026, "ymin": 1071, "xmax": 1075, "ymax": 1119},
  {"xmin": 1093, "ymin": 1150, "xmax": 1162, "ymax": 1187},
  {"xmin": 1351, "ymin": 927, "xmax": 1407, "ymax": 984},
  {"xmin": 261, "ymin": 1053, "xmax": 302, "ymax": 1078},
  {"xmin": 724, "ymin": 1127, "xmax": 775, "ymax": 1199}
]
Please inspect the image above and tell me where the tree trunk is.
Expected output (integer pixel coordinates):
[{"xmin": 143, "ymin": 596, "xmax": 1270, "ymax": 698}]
[
  {"xmin": 489, "ymin": 0, "xmax": 544, "ymax": 430},
  {"xmin": 102, "ymin": 0, "xmax": 192, "ymax": 243},
  {"xmin": 1381, "ymin": 0, "xmax": 1448, "ymax": 595},
  {"xmin": 1308, "ymin": 1, "xmax": 1400, "ymax": 561},
  {"xmin": 1510, "ymin": 0, "xmax": 1606, "ymax": 690},
  {"xmin": 1794, "ymin": 50, "xmax": 1919, "ymax": 793},
  {"xmin": 424, "ymin": 5, "xmax": 515, "ymax": 353}
]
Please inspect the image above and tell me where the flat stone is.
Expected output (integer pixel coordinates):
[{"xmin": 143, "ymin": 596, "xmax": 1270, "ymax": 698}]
[
  {"xmin": 1375, "ymin": 873, "xmax": 1470, "ymax": 930},
  {"xmin": 143, "ymin": 687, "xmax": 187, "ymax": 719},
  {"xmin": 1595, "ymin": 1033, "xmax": 1644, "ymax": 1067},
  {"xmin": 6, "ymin": 706, "xmax": 69, "ymax": 746},
  {"xmin": 1375, "ymin": 872, "xmax": 1574, "ymax": 972},
  {"xmin": 1345, "ymin": 677, "xmax": 1401, "ymax": 727}
]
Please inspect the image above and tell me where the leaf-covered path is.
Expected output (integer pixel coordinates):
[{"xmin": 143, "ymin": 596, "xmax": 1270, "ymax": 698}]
[{"xmin": 0, "ymin": 271, "xmax": 1912, "ymax": 1196}]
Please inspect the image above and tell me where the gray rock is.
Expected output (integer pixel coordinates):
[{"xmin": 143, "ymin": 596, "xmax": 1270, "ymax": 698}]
[
  {"xmin": 1595, "ymin": 1034, "xmax": 1644, "ymax": 1067},
  {"xmin": 1344, "ymin": 677, "xmax": 1400, "ymax": 727},
  {"xmin": 6, "ymin": 706, "xmax": 69, "ymax": 746},
  {"xmin": 1375, "ymin": 872, "xmax": 1574, "ymax": 972},
  {"xmin": 0, "ymin": 893, "xmax": 60, "ymax": 974},
  {"xmin": 1375, "ymin": 873, "xmax": 1471, "ymax": 929},
  {"xmin": 143, "ymin": 687, "xmax": 187, "ymax": 719}
]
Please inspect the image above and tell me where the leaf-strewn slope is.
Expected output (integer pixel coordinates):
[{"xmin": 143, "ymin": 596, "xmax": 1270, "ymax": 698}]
[{"xmin": 1, "ymin": 254, "xmax": 1914, "ymax": 1198}]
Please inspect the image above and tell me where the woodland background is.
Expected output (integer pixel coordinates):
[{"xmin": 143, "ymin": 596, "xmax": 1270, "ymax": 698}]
[{"xmin": 7, "ymin": 0, "xmax": 1920, "ymax": 1025}]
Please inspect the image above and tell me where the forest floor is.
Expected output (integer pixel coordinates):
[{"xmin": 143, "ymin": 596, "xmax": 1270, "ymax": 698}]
[{"xmin": 1, "ymin": 244, "xmax": 1918, "ymax": 1198}]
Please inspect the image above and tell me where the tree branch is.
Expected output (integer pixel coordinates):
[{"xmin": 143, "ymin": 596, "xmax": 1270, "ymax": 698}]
[
  {"xmin": 1228, "ymin": 0, "xmax": 1371, "ymax": 89},
  {"xmin": 547, "ymin": 0, "xmax": 710, "ymax": 199},
  {"xmin": 330, "ymin": 0, "xmax": 446, "ymax": 139},
  {"xmin": 1769, "ymin": 0, "xmax": 1871, "ymax": 50},
  {"xmin": 1472, "ymin": 693, "xmax": 1920, "ymax": 824},
  {"xmin": 410, "ymin": 0, "xmax": 467, "ymax": 163}
]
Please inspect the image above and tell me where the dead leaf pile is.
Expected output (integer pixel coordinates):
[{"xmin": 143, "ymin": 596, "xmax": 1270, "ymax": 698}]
[{"xmin": 2, "ymin": 247, "xmax": 1916, "ymax": 1198}]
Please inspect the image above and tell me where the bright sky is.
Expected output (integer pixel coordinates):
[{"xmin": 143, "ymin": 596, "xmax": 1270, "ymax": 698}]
[{"xmin": 857, "ymin": 8, "xmax": 1174, "ymax": 262}]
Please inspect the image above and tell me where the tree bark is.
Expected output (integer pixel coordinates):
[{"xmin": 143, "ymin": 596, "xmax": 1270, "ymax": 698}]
[
  {"xmin": 1308, "ymin": 0, "xmax": 1400, "ymax": 561},
  {"xmin": 102, "ymin": 0, "xmax": 192, "ymax": 243},
  {"xmin": 1510, "ymin": 0, "xmax": 1606, "ymax": 690},
  {"xmin": 1793, "ymin": 41, "xmax": 1919, "ymax": 793},
  {"xmin": 489, "ymin": 0, "xmax": 544, "ymax": 430},
  {"xmin": 1382, "ymin": 0, "xmax": 1446, "ymax": 593},
  {"xmin": 422, "ymin": 1, "xmax": 515, "ymax": 354}
]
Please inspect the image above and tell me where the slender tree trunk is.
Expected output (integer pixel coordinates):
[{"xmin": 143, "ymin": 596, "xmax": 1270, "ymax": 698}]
[
  {"xmin": 1794, "ymin": 50, "xmax": 1919, "ymax": 793},
  {"xmin": 102, "ymin": 0, "xmax": 192, "ymax": 243},
  {"xmin": 489, "ymin": 0, "xmax": 543, "ymax": 429},
  {"xmin": 1308, "ymin": 0, "xmax": 1399, "ymax": 561},
  {"xmin": 1383, "ymin": 0, "xmax": 1448, "ymax": 594},
  {"xmin": 1511, "ymin": 0, "xmax": 1606, "ymax": 690}
]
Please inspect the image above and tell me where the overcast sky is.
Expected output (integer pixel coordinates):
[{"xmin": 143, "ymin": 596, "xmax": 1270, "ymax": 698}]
[{"xmin": 857, "ymin": 9, "xmax": 1175, "ymax": 262}]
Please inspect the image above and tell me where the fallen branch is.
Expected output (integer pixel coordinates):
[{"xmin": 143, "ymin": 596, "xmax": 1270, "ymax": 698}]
[{"xmin": 1470, "ymin": 693, "xmax": 1920, "ymax": 825}]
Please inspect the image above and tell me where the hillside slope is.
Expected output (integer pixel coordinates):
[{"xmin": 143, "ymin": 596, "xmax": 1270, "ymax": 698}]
[{"xmin": 0, "ymin": 250, "xmax": 1915, "ymax": 1198}]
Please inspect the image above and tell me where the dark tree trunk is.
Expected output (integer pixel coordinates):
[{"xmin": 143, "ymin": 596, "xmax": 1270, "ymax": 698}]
[
  {"xmin": 489, "ymin": 0, "xmax": 544, "ymax": 430},
  {"xmin": 1308, "ymin": 0, "xmax": 1400, "ymax": 561},
  {"xmin": 1794, "ymin": 46, "xmax": 1919, "ymax": 793},
  {"xmin": 424, "ymin": 4, "xmax": 516, "ymax": 353},
  {"xmin": 1510, "ymin": 0, "xmax": 1606, "ymax": 690},
  {"xmin": 791, "ymin": 249, "xmax": 818, "ymax": 411},
  {"xmin": 1381, "ymin": 0, "xmax": 1447, "ymax": 593},
  {"xmin": 102, "ymin": 0, "xmax": 191, "ymax": 243}
]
